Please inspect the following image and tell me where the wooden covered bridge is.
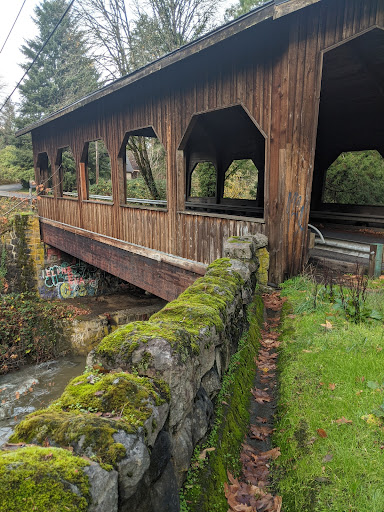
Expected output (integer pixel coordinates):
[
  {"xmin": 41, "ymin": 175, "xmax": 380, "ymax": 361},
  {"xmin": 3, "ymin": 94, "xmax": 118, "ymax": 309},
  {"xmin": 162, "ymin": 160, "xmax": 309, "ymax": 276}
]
[{"xmin": 17, "ymin": 0, "xmax": 384, "ymax": 300}]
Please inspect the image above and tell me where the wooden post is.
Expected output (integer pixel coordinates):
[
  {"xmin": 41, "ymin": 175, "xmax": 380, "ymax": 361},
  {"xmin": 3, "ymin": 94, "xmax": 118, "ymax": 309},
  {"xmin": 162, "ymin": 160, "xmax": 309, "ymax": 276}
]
[
  {"xmin": 95, "ymin": 140, "xmax": 99, "ymax": 185},
  {"xmin": 369, "ymin": 244, "xmax": 384, "ymax": 279}
]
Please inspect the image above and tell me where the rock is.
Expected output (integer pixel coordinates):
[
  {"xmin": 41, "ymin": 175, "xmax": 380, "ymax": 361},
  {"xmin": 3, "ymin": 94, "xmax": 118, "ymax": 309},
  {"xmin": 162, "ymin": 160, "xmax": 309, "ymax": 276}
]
[
  {"xmin": 147, "ymin": 430, "xmax": 172, "ymax": 483},
  {"xmin": 113, "ymin": 431, "xmax": 151, "ymax": 501},
  {"xmin": 171, "ymin": 417, "xmax": 194, "ymax": 487},
  {"xmin": 84, "ymin": 463, "xmax": 118, "ymax": 512},
  {"xmin": 192, "ymin": 387, "xmax": 214, "ymax": 444},
  {"xmin": 201, "ymin": 366, "xmax": 221, "ymax": 398},
  {"xmin": 144, "ymin": 402, "xmax": 170, "ymax": 447},
  {"xmin": 150, "ymin": 460, "xmax": 179, "ymax": 512}
]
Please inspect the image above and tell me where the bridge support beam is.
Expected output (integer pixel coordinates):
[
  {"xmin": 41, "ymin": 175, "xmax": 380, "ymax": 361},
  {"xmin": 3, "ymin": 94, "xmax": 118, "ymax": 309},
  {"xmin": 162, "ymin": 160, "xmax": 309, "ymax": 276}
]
[{"xmin": 40, "ymin": 221, "xmax": 206, "ymax": 301}]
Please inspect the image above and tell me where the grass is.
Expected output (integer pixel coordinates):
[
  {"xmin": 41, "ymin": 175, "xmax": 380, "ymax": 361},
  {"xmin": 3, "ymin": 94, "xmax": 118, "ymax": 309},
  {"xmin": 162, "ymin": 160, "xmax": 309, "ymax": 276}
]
[{"xmin": 273, "ymin": 275, "xmax": 384, "ymax": 512}]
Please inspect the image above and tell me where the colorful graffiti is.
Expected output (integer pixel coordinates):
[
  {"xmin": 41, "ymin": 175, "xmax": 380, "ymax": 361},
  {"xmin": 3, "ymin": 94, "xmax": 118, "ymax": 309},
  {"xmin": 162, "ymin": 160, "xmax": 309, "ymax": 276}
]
[{"xmin": 41, "ymin": 262, "xmax": 99, "ymax": 299}]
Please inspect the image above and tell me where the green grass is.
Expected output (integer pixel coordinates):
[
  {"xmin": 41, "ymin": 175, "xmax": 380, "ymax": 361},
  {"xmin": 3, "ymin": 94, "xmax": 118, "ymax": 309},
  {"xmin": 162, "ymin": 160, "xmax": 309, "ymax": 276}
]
[{"xmin": 274, "ymin": 276, "xmax": 384, "ymax": 512}]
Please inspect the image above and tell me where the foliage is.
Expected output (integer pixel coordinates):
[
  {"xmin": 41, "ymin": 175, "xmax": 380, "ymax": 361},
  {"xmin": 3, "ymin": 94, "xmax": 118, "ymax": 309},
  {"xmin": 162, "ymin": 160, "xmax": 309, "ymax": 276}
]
[
  {"xmin": 0, "ymin": 293, "xmax": 74, "ymax": 373},
  {"xmin": 0, "ymin": 446, "xmax": 90, "ymax": 512},
  {"xmin": 190, "ymin": 162, "xmax": 216, "ymax": 197},
  {"xmin": 18, "ymin": 0, "xmax": 100, "ymax": 126},
  {"xmin": 224, "ymin": 159, "xmax": 259, "ymax": 199},
  {"xmin": 274, "ymin": 276, "xmax": 384, "ymax": 511},
  {"xmin": 323, "ymin": 150, "xmax": 384, "ymax": 206},
  {"xmin": 0, "ymin": 145, "xmax": 34, "ymax": 186},
  {"xmin": 0, "ymin": 96, "xmax": 17, "ymax": 150},
  {"xmin": 89, "ymin": 177, "xmax": 112, "ymax": 196},
  {"xmin": 225, "ymin": 0, "xmax": 266, "ymax": 21}
]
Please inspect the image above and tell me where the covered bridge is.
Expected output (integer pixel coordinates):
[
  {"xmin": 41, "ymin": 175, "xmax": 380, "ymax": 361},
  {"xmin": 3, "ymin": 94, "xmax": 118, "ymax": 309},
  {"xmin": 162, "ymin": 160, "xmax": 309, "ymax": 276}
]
[{"xmin": 17, "ymin": 0, "xmax": 384, "ymax": 300}]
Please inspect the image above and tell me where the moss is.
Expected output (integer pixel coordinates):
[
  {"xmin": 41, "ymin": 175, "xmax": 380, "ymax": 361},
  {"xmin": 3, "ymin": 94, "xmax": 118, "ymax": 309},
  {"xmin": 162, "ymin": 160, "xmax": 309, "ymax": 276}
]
[
  {"xmin": 11, "ymin": 410, "xmax": 129, "ymax": 467},
  {"xmin": 181, "ymin": 293, "xmax": 264, "ymax": 512},
  {"xmin": 0, "ymin": 446, "xmax": 90, "ymax": 512},
  {"xmin": 96, "ymin": 258, "xmax": 244, "ymax": 364}
]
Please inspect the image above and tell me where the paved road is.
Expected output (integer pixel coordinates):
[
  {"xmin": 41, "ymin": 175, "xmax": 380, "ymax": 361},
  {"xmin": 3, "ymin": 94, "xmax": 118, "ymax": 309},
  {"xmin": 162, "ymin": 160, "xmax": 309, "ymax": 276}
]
[{"xmin": 0, "ymin": 183, "xmax": 35, "ymax": 199}]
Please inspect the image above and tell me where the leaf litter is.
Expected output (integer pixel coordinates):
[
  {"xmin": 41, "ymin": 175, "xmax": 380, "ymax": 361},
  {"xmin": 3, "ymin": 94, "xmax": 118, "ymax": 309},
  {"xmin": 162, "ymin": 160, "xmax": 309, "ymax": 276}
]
[{"xmin": 225, "ymin": 293, "xmax": 284, "ymax": 512}]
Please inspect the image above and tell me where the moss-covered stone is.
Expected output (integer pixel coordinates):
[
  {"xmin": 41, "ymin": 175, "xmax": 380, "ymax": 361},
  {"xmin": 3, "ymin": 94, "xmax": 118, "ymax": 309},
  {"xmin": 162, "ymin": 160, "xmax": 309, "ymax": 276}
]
[
  {"xmin": 10, "ymin": 411, "xmax": 128, "ymax": 467},
  {"xmin": 95, "ymin": 258, "xmax": 244, "ymax": 364},
  {"xmin": 0, "ymin": 446, "xmax": 90, "ymax": 512},
  {"xmin": 181, "ymin": 293, "xmax": 264, "ymax": 512},
  {"xmin": 52, "ymin": 372, "xmax": 167, "ymax": 422}
]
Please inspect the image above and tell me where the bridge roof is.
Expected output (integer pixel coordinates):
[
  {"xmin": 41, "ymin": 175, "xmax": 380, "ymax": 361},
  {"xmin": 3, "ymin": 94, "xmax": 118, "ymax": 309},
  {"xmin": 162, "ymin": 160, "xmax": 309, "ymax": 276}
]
[{"xmin": 16, "ymin": 0, "xmax": 321, "ymax": 137}]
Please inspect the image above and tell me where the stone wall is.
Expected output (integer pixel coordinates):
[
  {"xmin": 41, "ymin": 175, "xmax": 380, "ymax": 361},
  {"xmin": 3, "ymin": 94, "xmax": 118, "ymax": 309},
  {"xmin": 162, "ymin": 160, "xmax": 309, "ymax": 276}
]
[
  {"xmin": 3, "ymin": 235, "xmax": 269, "ymax": 512},
  {"xmin": 0, "ymin": 214, "xmax": 131, "ymax": 298}
]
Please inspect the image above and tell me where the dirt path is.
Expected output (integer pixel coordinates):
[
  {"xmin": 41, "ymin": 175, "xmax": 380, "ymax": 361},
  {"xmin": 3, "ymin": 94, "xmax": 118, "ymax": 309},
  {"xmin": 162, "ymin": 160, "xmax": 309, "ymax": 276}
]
[{"xmin": 225, "ymin": 292, "xmax": 285, "ymax": 512}]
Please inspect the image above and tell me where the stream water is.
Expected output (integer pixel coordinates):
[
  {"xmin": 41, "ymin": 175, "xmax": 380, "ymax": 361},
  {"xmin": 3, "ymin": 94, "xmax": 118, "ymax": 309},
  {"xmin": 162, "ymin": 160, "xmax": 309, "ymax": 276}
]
[{"xmin": 0, "ymin": 356, "xmax": 86, "ymax": 445}]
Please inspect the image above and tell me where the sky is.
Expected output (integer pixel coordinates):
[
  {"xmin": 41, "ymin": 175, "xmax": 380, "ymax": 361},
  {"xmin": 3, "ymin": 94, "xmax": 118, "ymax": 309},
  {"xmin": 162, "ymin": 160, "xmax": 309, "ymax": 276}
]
[
  {"xmin": 0, "ymin": 0, "xmax": 233, "ymax": 106},
  {"xmin": 0, "ymin": 0, "xmax": 39, "ymax": 101}
]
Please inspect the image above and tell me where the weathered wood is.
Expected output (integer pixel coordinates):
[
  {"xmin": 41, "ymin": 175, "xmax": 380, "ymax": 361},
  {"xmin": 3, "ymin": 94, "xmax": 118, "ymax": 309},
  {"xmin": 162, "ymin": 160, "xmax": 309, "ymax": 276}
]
[
  {"xmin": 40, "ymin": 222, "xmax": 203, "ymax": 301},
  {"xmin": 22, "ymin": 0, "xmax": 384, "ymax": 286}
]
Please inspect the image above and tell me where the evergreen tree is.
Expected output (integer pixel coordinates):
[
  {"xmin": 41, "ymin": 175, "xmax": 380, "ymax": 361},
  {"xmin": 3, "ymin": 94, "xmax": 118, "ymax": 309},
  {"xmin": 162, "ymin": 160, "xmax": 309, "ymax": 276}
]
[{"xmin": 18, "ymin": 0, "xmax": 100, "ymax": 125}]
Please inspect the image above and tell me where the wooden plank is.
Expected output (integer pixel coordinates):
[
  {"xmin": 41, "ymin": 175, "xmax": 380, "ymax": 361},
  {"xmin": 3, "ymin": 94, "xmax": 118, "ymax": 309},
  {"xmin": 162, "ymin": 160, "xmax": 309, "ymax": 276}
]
[
  {"xmin": 40, "ymin": 222, "xmax": 204, "ymax": 301},
  {"xmin": 274, "ymin": 0, "xmax": 322, "ymax": 20}
]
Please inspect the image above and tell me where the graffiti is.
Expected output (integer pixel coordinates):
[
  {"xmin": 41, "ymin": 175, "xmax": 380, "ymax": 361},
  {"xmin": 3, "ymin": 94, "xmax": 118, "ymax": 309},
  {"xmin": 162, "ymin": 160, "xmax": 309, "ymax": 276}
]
[
  {"xmin": 41, "ymin": 261, "xmax": 100, "ymax": 299},
  {"xmin": 286, "ymin": 191, "xmax": 305, "ymax": 234}
]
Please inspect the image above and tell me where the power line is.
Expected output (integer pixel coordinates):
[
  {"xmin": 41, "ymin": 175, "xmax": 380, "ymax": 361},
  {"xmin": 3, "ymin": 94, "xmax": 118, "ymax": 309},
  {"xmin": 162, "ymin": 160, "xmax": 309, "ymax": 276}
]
[
  {"xmin": 0, "ymin": 0, "xmax": 76, "ymax": 114},
  {"xmin": 0, "ymin": 0, "xmax": 28, "ymax": 55}
]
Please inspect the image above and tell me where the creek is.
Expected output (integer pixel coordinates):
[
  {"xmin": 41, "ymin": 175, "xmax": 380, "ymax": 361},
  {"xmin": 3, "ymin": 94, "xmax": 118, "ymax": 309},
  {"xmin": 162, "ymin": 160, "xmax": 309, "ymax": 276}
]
[{"xmin": 0, "ymin": 356, "xmax": 86, "ymax": 445}]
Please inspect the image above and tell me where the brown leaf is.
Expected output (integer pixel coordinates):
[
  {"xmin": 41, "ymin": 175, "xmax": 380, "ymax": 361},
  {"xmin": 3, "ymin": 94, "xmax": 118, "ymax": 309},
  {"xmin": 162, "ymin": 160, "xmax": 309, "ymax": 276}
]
[
  {"xmin": 259, "ymin": 447, "xmax": 281, "ymax": 460},
  {"xmin": 317, "ymin": 428, "xmax": 327, "ymax": 438},
  {"xmin": 335, "ymin": 417, "xmax": 352, "ymax": 425},
  {"xmin": 320, "ymin": 320, "xmax": 333, "ymax": 330},
  {"xmin": 328, "ymin": 383, "xmax": 336, "ymax": 391},
  {"xmin": 198, "ymin": 447, "xmax": 215, "ymax": 460},
  {"xmin": 256, "ymin": 417, "xmax": 268, "ymax": 424},
  {"xmin": 15, "ymin": 392, "xmax": 20, "ymax": 400}
]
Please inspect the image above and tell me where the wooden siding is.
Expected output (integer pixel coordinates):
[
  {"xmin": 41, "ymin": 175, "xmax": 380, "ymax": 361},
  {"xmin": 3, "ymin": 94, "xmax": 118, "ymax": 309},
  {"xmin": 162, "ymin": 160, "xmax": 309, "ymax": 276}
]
[{"xmin": 32, "ymin": 0, "xmax": 384, "ymax": 284}]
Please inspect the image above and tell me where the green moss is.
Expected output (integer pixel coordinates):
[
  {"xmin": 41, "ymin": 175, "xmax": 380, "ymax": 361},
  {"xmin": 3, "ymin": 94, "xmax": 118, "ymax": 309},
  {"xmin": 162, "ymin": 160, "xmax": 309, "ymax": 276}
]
[
  {"xmin": 181, "ymin": 293, "xmax": 264, "ymax": 512},
  {"xmin": 53, "ymin": 372, "xmax": 166, "ymax": 420},
  {"xmin": 11, "ymin": 410, "xmax": 129, "ymax": 467},
  {"xmin": 0, "ymin": 446, "xmax": 90, "ymax": 512},
  {"xmin": 96, "ymin": 258, "xmax": 244, "ymax": 365}
]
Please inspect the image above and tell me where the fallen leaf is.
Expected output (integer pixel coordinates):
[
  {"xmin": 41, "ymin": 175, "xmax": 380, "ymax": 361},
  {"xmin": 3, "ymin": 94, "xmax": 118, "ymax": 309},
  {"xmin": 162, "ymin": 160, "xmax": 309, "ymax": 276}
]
[
  {"xmin": 335, "ymin": 417, "xmax": 352, "ymax": 425},
  {"xmin": 328, "ymin": 383, "xmax": 336, "ymax": 391},
  {"xmin": 322, "ymin": 452, "xmax": 333, "ymax": 462},
  {"xmin": 198, "ymin": 447, "xmax": 215, "ymax": 460},
  {"xmin": 320, "ymin": 320, "xmax": 333, "ymax": 330},
  {"xmin": 317, "ymin": 428, "xmax": 327, "ymax": 438},
  {"xmin": 15, "ymin": 392, "xmax": 20, "ymax": 400}
]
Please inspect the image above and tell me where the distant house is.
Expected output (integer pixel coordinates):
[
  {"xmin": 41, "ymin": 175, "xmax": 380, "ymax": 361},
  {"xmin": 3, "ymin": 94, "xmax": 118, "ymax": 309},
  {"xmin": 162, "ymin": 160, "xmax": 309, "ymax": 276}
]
[{"xmin": 126, "ymin": 151, "xmax": 140, "ymax": 180}]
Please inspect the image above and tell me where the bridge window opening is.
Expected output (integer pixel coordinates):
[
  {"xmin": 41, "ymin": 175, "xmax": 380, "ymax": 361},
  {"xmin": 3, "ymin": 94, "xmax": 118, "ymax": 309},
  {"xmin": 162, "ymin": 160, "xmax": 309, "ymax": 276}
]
[
  {"xmin": 310, "ymin": 28, "xmax": 384, "ymax": 229},
  {"xmin": 82, "ymin": 140, "xmax": 113, "ymax": 202},
  {"xmin": 119, "ymin": 128, "xmax": 167, "ymax": 208},
  {"xmin": 322, "ymin": 150, "xmax": 384, "ymax": 206},
  {"xmin": 56, "ymin": 146, "xmax": 77, "ymax": 198},
  {"xmin": 223, "ymin": 159, "xmax": 260, "ymax": 200},
  {"xmin": 36, "ymin": 152, "xmax": 53, "ymax": 196},
  {"xmin": 190, "ymin": 162, "xmax": 216, "ymax": 199},
  {"xmin": 181, "ymin": 105, "xmax": 265, "ymax": 218}
]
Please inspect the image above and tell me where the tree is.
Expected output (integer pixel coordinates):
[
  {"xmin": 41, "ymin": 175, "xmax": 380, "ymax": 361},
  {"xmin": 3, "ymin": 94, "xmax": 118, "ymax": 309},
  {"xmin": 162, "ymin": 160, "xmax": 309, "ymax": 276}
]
[
  {"xmin": 225, "ymin": 0, "xmax": 266, "ymax": 22},
  {"xmin": 0, "ymin": 97, "xmax": 17, "ymax": 149},
  {"xmin": 323, "ymin": 150, "xmax": 384, "ymax": 206},
  {"xmin": 76, "ymin": 0, "xmax": 223, "ymax": 199},
  {"xmin": 18, "ymin": 0, "xmax": 100, "ymax": 125}
]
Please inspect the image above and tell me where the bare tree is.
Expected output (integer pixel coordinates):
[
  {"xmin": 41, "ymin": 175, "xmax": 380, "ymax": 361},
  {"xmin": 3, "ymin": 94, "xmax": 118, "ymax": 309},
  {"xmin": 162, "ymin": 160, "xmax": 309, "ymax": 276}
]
[{"xmin": 76, "ymin": 0, "xmax": 223, "ymax": 199}]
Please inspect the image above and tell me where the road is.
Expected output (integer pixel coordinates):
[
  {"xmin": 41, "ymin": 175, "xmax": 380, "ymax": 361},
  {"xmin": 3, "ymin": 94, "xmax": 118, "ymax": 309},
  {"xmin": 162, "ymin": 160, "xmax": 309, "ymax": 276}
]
[{"xmin": 0, "ymin": 183, "xmax": 35, "ymax": 199}]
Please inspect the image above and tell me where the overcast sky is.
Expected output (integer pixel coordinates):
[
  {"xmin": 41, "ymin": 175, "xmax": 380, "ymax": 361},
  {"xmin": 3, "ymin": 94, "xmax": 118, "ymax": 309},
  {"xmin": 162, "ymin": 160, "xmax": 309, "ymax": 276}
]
[{"xmin": 0, "ymin": 0, "xmax": 232, "ymax": 105}]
